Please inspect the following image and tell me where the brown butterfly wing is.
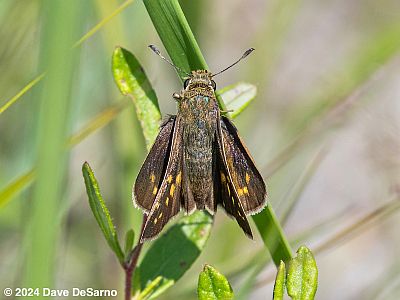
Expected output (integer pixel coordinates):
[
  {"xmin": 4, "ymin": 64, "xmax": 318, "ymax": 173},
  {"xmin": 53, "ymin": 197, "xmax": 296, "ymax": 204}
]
[
  {"xmin": 219, "ymin": 116, "xmax": 267, "ymax": 214},
  {"xmin": 140, "ymin": 117, "xmax": 184, "ymax": 241},
  {"xmin": 134, "ymin": 116, "xmax": 176, "ymax": 212}
]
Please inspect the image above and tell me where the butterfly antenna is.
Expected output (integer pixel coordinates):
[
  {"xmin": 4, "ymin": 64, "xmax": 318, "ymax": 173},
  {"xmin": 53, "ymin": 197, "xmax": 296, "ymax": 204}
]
[
  {"xmin": 148, "ymin": 45, "xmax": 190, "ymax": 76},
  {"xmin": 212, "ymin": 48, "xmax": 255, "ymax": 77}
]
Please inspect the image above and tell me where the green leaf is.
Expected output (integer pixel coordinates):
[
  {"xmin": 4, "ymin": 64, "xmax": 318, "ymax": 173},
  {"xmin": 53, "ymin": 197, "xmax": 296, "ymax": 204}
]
[
  {"xmin": 82, "ymin": 162, "xmax": 124, "ymax": 264},
  {"xmin": 217, "ymin": 82, "xmax": 257, "ymax": 119},
  {"xmin": 197, "ymin": 264, "xmax": 234, "ymax": 300},
  {"xmin": 112, "ymin": 47, "xmax": 161, "ymax": 149},
  {"xmin": 139, "ymin": 211, "xmax": 213, "ymax": 299},
  {"xmin": 124, "ymin": 229, "xmax": 135, "ymax": 259},
  {"xmin": 287, "ymin": 246, "xmax": 318, "ymax": 300},
  {"xmin": 273, "ymin": 261, "xmax": 286, "ymax": 300}
]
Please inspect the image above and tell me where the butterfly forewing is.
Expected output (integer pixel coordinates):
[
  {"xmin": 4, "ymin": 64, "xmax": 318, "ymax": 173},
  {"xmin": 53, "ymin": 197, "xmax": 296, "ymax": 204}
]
[
  {"xmin": 219, "ymin": 116, "xmax": 267, "ymax": 214},
  {"xmin": 214, "ymin": 137, "xmax": 253, "ymax": 238},
  {"xmin": 134, "ymin": 116, "xmax": 176, "ymax": 212},
  {"xmin": 140, "ymin": 117, "xmax": 184, "ymax": 241}
]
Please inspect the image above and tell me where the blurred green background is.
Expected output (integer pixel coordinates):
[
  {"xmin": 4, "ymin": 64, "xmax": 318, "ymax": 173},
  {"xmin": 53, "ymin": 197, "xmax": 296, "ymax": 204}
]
[{"xmin": 1, "ymin": 0, "xmax": 400, "ymax": 299}]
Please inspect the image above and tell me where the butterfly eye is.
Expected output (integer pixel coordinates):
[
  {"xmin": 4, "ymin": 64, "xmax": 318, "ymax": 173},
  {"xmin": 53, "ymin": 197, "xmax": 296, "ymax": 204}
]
[
  {"xmin": 211, "ymin": 80, "xmax": 217, "ymax": 90},
  {"xmin": 184, "ymin": 78, "xmax": 191, "ymax": 88}
]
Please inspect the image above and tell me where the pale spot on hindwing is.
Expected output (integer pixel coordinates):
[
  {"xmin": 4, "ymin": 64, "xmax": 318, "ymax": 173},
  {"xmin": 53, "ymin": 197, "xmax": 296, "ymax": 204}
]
[
  {"xmin": 165, "ymin": 197, "xmax": 169, "ymax": 206},
  {"xmin": 158, "ymin": 212, "xmax": 163, "ymax": 219},
  {"xmin": 153, "ymin": 218, "xmax": 158, "ymax": 224},
  {"xmin": 152, "ymin": 186, "xmax": 158, "ymax": 195}
]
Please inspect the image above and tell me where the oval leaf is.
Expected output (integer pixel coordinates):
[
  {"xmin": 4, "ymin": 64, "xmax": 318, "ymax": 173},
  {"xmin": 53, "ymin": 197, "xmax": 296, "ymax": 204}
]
[
  {"xmin": 82, "ymin": 162, "xmax": 124, "ymax": 264},
  {"xmin": 273, "ymin": 261, "xmax": 286, "ymax": 300},
  {"xmin": 112, "ymin": 47, "xmax": 161, "ymax": 148},
  {"xmin": 139, "ymin": 211, "xmax": 213, "ymax": 299},
  {"xmin": 217, "ymin": 82, "xmax": 257, "ymax": 119},
  {"xmin": 124, "ymin": 229, "xmax": 135, "ymax": 259},
  {"xmin": 287, "ymin": 246, "xmax": 318, "ymax": 300},
  {"xmin": 197, "ymin": 264, "xmax": 234, "ymax": 300}
]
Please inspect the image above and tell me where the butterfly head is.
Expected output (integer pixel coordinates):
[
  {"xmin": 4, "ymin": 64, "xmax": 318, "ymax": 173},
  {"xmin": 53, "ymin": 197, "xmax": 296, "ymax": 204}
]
[{"xmin": 183, "ymin": 70, "xmax": 217, "ymax": 92}]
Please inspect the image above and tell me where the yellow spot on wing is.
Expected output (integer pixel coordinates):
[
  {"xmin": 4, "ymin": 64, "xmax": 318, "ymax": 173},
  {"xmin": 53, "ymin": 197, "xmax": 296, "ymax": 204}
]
[
  {"xmin": 152, "ymin": 186, "xmax": 158, "ymax": 195},
  {"xmin": 176, "ymin": 172, "xmax": 182, "ymax": 184},
  {"xmin": 167, "ymin": 175, "xmax": 173, "ymax": 183},
  {"xmin": 245, "ymin": 173, "xmax": 250, "ymax": 184},
  {"xmin": 165, "ymin": 197, "xmax": 169, "ymax": 206},
  {"xmin": 170, "ymin": 184, "xmax": 175, "ymax": 197},
  {"xmin": 150, "ymin": 173, "xmax": 156, "ymax": 183},
  {"xmin": 153, "ymin": 218, "xmax": 158, "ymax": 224},
  {"xmin": 227, "ymin": 184, "xmax": 231, "ymax": 196},
  {"xmin": 243, "ymin": 187, "xmax": 249, "ymax": 195},
  {"xmin": 220, "ymin": 172, "xmax": 226, "ymax": 183},
  {"xmin": 237, "ymin": 188, "xmax": 244, "ymax": 196},
  {"xmin": 158, "ymin": 212, "xmax": 163, "ymax": 219}
]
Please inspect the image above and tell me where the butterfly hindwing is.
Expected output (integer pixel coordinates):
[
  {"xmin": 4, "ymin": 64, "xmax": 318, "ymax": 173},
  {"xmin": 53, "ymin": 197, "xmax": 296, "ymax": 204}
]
[
  {"xmin": 215, "ymin": 131, "xmax": 253, "ymax": 238},
  {"xmin": 219, "ymin": 116, "xmax": 267, "ymax": 214},
  {"xmin": 134, "ymin": 116, "xmax": 176, "ymax": 212},
  {"xmin": 140, "ymin": 117, "xmax": 184, "ymax": 241}
]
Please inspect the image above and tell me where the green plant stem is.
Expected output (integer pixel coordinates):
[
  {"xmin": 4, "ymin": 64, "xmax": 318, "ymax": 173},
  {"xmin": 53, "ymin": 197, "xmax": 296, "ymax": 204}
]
[
  {"xmin": 143, "ymin": 0, "xmax": 293, "ymax": 267},
  {"xmin": 124, "ymin": 215, "xmax": 147, "ymax": 300}
]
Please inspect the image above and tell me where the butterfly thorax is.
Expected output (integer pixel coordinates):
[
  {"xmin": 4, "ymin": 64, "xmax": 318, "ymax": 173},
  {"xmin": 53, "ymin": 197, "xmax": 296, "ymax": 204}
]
[{"xmin": 178, "ymin": 70, "xmax": 219, "ymax": 210}]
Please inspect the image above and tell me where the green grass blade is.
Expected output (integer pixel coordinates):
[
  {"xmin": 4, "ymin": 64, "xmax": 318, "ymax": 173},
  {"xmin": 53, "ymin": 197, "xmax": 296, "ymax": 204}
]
[
  {"xmin": 112, "ymin": 47, "xmax": 161, "ymax": 148},
  {"xmin": 198, "ymin": 264, "xmax": 234, "ymax": 300},
  {"xmin": 273, "ymin": 261, "xmax": 286, "ymax": 300},
  {"xmin": 143, "ymin": 0, "xmax": 208, "ymax": 78},
  {"xmin": 22, "ymin": 0, "xmax": 84, "ymax": 289},
  {"xmin": 73, "ymin": 0, "xmax": 134, "ymax": 47},
  {"xmin": 252, "ymin": 206, "xmax": 293, "ymax": 266},
  {"xmin": 82, "ymin": 162, "xmax": 124, "ymax": 264},
  {"xmin": 143, "ymin": 0, "xmax": 226, "ymax": 111},
  {"xmin": 0, "ymin": 169, "xmax": 35, "ymax": 208},
  {"xmin": 139, "ymin": 211, "xmax": 213, "ymax": 299},
  {"xmin": 0, "ymin": 73, "xmax": 45, "ymax": 115},
  {"xmin": 67, "ymin": 99, "xmax": 130, "ymax": 147},
  {"xmin": 286, "ymin": 246, "xmax": 318, "ymax": 300}
]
